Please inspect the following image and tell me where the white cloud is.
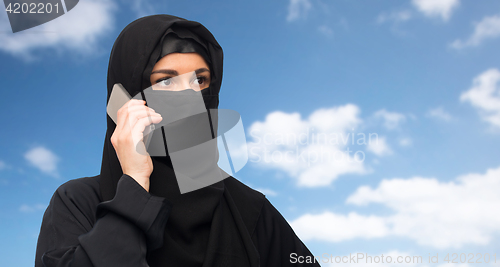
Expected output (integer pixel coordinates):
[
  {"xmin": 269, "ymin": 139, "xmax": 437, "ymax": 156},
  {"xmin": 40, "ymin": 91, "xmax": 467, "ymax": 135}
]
[
  {"xmin": 247, "ymin": 104, "xmax": 367, "ymax": 187},
  {"xmin": 377, "ymin": 10, "xmax": 412, "ymax": 24},
  {"xmin": 24, "ymin": 146, "xmax": 60, "ymax": 178},
  {"xmin": 398, "ymin": 137, "xmax": 412, "ymax": 147},
  {"xmin": 367, "ymin": 136, "xmax": 392, "ymax": 156},
  {"xmin": 426, "ymin": 107, "xmax": 454, "ymax": 122},
  {"xmin": 338, "ymin": 18, "xmax": 349, "ymax": 31},
  {"xmin": 373, "ymin": 109, "xmax": 406, "ymax": 130},
  {"xmin": 292, "ymin": 165, "xmax": 500, "ymax": 249},
  {"xmin": 290, "ymin": 212, "xmax": 390, "ymax": 242},
  {"xmin": 19, "ymin": 204, "xmax": 46, "ymax": 213},
  {"xmin": 460, "ymin": 68, "xmax": 500, "ymax": 129},
  {"xmin": 376, "ymin": 10, "xmax": 414, "ymax": 37},
  {"xmin": 130, "ymin": 0, "xmax": 155, "ymax": 18},
  {"xmin": 0, "ymin": 0, "xmax": 116, "ymax": 60},
  {"xmin": 451, "ymin": 15, "xmax": 500, "ymax": 49},
  {"xmin": 412, "ymin": 0, "xmax": 460, "ymax": 21},
  {"xmin": 0, "ymin": 160, "xmax": 6, "ymax": 170},
  {"xmin": 254, "ymin": 187, "xmax": 278, "ymax": 197},
  {"xmin": 287, "ymin": 0, "xmax": 312, "ymax": 22},
  {"xmin": 318, "ymin": 25, "xmax": 333, "ymax": 37}
]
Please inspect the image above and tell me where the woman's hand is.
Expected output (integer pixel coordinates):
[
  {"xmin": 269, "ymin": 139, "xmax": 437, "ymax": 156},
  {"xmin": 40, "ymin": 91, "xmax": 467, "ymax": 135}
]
[{"xmin": 110, "ymin": 99, "xmax": 162, "ymax": 192}]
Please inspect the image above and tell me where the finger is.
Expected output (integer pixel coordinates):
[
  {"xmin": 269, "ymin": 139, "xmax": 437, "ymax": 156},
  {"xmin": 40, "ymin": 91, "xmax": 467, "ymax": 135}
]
[
  {"xmin": 112, "ymin": 110, "xmax": 161, "ymax": 151},
  {"xmin": 126, "ymin": 107, "xmax": 161, "ymax": 131},
  {"xmin": 116, "ymin": 99, "xmax": 146, "ymax": 132},
  {"xmin": 131, "ymin": 115, "xmax": 163, "ymax": 147},
  {"xmin": 119, "ymin": 103, "xmax": 156, "ymax": 131},
  {"xmin": 127, "ymin": 104, "xmax": 157, "ymax": 119}
]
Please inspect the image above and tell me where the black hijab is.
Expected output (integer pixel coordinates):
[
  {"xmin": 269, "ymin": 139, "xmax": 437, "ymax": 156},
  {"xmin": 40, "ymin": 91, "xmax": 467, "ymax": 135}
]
[{"xmin": 100, "ymin": 15, "xmax": 256, "ymax": 266}]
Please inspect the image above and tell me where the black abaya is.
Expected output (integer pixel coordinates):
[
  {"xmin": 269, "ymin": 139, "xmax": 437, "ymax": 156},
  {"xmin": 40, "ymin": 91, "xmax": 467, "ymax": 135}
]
[{"xmin": 35, "ymin": 174, "xmax": 319, "ymax": 266}]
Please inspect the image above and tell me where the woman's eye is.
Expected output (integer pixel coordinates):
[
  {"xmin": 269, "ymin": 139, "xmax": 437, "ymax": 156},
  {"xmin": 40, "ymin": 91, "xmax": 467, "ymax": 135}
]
[
  {"xmin": 158, "ymin": 78, "xmax": 173, "ymax": 86},
  {"xmin": 191, "ymin": 76, "xmax": 210, "ymax": 90},
  {"xmin": 194, "ymin": 77, "xmax": 205, "ymax": 84}
]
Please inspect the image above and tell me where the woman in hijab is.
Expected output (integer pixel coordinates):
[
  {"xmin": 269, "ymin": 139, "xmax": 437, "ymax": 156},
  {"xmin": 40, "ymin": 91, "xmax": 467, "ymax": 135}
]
[{"xmin": 35, "ymin": 14, "xmax": 320, "ymax": 267}]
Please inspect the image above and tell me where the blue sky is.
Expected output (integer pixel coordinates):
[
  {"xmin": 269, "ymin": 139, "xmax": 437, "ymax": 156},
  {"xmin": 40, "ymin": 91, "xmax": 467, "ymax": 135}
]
[{"xmin": 1, "ymin": 0, "xmax": 500, "ymax": 266}]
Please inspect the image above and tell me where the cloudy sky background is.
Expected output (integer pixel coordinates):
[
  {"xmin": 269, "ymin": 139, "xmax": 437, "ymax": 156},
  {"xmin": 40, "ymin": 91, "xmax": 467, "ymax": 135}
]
[{"xmin": 1, "ymin": 0, "xmax": 500, "ymax": 266}]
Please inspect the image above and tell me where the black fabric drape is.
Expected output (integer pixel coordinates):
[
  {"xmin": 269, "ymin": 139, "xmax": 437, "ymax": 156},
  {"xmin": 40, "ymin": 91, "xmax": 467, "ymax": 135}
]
[
  {"xmin": 35, "ymin": 174, "xmax": 321, "ymax": 266},
  {"xmin": 99, "ymin": 14, "xmax": 253, "ymax": 266}
]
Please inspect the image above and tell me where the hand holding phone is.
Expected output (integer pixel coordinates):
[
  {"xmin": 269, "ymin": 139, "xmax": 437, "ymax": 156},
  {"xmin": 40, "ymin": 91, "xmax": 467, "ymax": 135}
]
[{"xmin": 107, "ymin": 84, "xmax": 162, "ymax": 191}]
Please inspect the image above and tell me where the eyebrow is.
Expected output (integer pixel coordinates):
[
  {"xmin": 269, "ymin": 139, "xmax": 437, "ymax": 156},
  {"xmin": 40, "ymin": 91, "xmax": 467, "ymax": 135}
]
[{"xmin": 151, "ymin": 68, "xmax": 210, "ymax": 76}]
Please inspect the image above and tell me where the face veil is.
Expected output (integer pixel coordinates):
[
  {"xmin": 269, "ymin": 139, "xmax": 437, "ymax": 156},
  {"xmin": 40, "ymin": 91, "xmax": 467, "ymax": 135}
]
[{"xmin": 99, "ymin": 15, "xmax": 258, "ymax": 267}]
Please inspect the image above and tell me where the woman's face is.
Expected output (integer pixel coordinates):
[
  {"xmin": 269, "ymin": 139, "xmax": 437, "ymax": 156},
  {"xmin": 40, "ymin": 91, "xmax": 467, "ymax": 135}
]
[{"xmin": 150, "ymin": 52, "xmax": 211, "ymax": 91}]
